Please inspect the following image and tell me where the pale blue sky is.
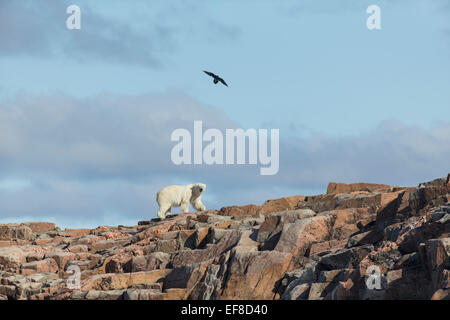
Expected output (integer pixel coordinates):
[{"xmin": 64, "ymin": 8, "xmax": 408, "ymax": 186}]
[
  {"xmin": 0, "ymin": 0, "xmax": 449, "ymax": 228},
  {"xmin": 2, "ymin": 0, "xmax": 450, "ymax": 135}
]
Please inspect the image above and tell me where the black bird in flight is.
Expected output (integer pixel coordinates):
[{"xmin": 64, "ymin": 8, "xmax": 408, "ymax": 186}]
[{"xmin": 203, "ymin": 71, "xmax": 228, "ymax": 87}]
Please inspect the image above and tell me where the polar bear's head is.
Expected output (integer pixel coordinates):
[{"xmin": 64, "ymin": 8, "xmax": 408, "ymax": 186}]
[{"xmin": 191, "ymin": 183, "xmax": 206, "ymax": 197}]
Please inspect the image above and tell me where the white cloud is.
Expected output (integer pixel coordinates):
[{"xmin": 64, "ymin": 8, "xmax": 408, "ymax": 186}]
[
  {"xmin": 0, "ymin": 0, "xmax": 242, "ymax": 67},
  {"xmin": 0, "ymin": 1, "xmax": 172, "ymax": 66}
]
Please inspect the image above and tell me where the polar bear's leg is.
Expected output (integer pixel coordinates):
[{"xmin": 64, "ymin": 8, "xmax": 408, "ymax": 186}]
[
  {"xmin": 180, "ymin": 201, "xmax": 190, "ymax": 213},
  {"xmin": 157, "ymin": 208, "xmax": 165, "ymax": 220},
  {"xmin": 192, "ymin": 198, "xmax": 206, "ymax": 212},
  {"xmin": 157, "ymin": 204, "xmax": 171, "ymax": 220}
]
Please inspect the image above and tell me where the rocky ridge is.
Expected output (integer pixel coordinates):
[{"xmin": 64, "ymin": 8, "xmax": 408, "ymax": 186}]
[{"xmin": 0, "ymin": 175, "xmax": 449, "ymax": 300}]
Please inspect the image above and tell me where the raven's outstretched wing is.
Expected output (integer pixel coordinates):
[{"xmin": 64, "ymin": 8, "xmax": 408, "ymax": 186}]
[
  {"xmin": 203, "ymin": 70, "xmax": 216, "ymax": 78},
  {"xmin": 218, "ymin": 77, "xmax": 228, "ymax": 87}
]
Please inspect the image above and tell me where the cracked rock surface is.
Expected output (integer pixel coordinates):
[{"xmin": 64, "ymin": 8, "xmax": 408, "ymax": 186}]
[{"xmin": 1, "ymin": 175, "xmax": 449, "ymax": 300}]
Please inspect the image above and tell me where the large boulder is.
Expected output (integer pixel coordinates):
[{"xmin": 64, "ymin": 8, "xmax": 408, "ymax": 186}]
[
  {"xmin": 318, "ymin": 245, "xmax": 374, "ymax": 271},
  {"xmin": 219, "ymin": 204, "xmax": 260, "ymax": 217},
  {"xmin": 81, "ymin": 270, "xmax": 171, "ymax": 291},
  {"xmin": 0, "ymin": 246, "xmax": 26, "ymax": 269},
  {"xmin": 274, "ymin": 215, "xmax": 335, "ymax": 259},
  {"xmin": 44, "ymin": 252, "xmax": 76, "ymax": 270},
  {"xmin": 327, "ymin": 182, "xmax": 394, "ymax": 194},
  {"xmin": 0, "ymin": 224, "xmax": 36, "ymax": 241},
  {"xmin": 127, "ymin": 252, "xmax": 171, "ymax": 272},
  {"xmin": 22, "ymin": 223, "xmax": 56, "ymax": 234},
  {"xmin": 258, "ymin": 196, "xmax": 305, "ymax": 216},
  {"xmin": 163, "ymin": 259, "xmax": 212, "ymax": 291},
  {"xmin": 219, "ymin": 248, "xmax": 294, "ymax": 300},
  {"xmin": 171, "ymin": 229, "xmax": 240, "ymax": 268},
  {"xmin": 257, "ymin": 209, "xmax": 317, "ymax": 248},
  {"xmin": 425, "ymin": 238, "xmax": 450, "ymax": 293},
  {"xmin": 21, "ymin": 258, "xmax": 59, "ymax": 275}
]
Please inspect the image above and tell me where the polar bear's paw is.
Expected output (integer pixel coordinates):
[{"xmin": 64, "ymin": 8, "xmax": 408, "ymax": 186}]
[
  {"xmin": 195, "ymin": 203, "xmax": 206, "ymax": 211},
  {"xmin": 157, "ymin": 210, "xmax": 166, "ymax": 220}
]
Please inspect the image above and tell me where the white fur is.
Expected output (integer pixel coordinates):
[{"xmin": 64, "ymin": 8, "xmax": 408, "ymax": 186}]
[{"xmin": 156, "ymin": 183, "xmax": 206, "ymax": 220}]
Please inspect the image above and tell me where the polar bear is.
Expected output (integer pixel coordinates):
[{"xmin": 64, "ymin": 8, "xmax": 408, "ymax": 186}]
[{"xmin": 156, "ymin": 183, "xmax": 206, "ymax": 220}]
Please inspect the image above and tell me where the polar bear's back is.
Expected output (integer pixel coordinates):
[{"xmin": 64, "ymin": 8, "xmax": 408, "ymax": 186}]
[{"xmin": 156, "ymin": 184, "xmax": 190, "ymax": 206}]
